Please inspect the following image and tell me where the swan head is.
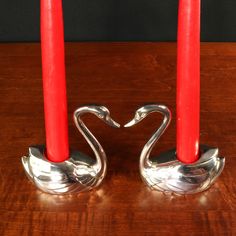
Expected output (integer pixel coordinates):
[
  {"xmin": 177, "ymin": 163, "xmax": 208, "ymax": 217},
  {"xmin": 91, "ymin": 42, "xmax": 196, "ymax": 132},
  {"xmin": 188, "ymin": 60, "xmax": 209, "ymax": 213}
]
[
  {"xmin": 125, "ymin": 104, "xmax": 171, "ymax": 127},
  {"xmin": 93, "ymin": 106, "xmax": 121, "ymax": 128},
  {"xmin": 74, "ymin": 105, "xmax": 120, "ymax": 128}
]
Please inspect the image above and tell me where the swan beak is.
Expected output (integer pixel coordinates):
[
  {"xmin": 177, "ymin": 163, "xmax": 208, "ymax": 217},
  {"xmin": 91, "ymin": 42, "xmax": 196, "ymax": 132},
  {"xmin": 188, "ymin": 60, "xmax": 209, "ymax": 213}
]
[
  {"xmin": 124, "ymin": 118, "xmax": 139, "ymax": 128},
  {"xmin": 105, "ymin": 117, "xmax": 121, "ymax": 128}
]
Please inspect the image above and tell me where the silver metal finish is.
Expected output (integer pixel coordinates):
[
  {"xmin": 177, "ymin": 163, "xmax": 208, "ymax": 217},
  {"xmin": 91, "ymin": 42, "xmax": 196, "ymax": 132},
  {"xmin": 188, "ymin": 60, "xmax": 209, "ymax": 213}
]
[
  {"xmin": 22, "ymin": 105, "xmax": 120, "ymax": 194},
  {"xmin": 125, "ymin": 104, "xmax": 225, "ymax": 194}
]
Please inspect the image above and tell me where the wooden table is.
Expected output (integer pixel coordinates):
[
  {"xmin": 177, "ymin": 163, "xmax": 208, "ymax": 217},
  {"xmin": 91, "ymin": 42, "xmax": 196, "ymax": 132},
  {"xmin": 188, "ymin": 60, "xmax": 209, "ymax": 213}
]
[{"xmin": 0, "ymin": 43, "xmax": 235, "ymax": 235}]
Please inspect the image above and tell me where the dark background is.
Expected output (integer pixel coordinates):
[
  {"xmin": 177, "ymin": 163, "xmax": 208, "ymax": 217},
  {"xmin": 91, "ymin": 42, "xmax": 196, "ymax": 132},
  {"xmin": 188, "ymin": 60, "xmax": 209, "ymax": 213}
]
[{"xmin": 0, "ymin": 0, "xmax": 236, "ymax": 42}]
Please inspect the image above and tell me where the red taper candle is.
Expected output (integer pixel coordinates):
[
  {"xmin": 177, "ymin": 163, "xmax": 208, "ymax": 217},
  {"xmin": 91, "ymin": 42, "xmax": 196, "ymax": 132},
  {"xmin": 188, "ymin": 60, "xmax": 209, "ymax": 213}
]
[
  {"xmin": 41, "ymin": 0, "xmax": 69, "ymax": 162},
  {"xmin": 177, "ymin": 0, "xmax": 200, "ymax": 163}
]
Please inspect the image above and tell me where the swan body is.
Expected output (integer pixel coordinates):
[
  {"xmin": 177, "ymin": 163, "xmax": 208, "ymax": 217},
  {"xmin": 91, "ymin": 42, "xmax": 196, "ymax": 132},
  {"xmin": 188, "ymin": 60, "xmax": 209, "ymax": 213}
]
[
  {"xmin": 22, "ymin": 105, "xmax": 120, "ymax": 194},
  {"xmin": 125, "ymin": 104, "xmax": 225, "ymax": 194}
]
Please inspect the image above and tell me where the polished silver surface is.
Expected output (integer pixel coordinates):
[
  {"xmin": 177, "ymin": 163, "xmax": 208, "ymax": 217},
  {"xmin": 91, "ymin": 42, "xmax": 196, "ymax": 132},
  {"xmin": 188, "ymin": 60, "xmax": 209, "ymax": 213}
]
[
  {"xmin": 22, "ymin": 105, "xmax": 120, "ymax": 194},
  {"xmin": 125, "ymin": 104, "xmax": 225, "ymax": 194}
]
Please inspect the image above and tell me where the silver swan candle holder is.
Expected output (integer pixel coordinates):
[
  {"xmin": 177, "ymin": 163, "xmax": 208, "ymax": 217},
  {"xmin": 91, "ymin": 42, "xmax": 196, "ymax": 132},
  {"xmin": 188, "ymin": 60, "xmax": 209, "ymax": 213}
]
[
  {"xmin": 125, "ymin": 104, "xmax": 225, "ymax": 194},
  {"xmin": 22, "ymin": 105, "xmax": 120, "ymax": 194}
]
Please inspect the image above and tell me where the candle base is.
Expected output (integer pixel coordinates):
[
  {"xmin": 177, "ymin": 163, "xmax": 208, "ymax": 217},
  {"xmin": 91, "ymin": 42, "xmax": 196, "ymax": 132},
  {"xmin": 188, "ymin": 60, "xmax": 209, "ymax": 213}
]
[
  {"xmin": 22, "ymin": 105, "xmax": 120, "ymax": 195},
  {"xmin": 22, "ymin": 146, "xmax": 105, "ymax": 194},
  {"xmin": 125, "ymin": 104, "xmax": 225, "ymax": 195},
  {"xmin": 141, "ymin": 145, "xmax": 225, "ymax": 194}
]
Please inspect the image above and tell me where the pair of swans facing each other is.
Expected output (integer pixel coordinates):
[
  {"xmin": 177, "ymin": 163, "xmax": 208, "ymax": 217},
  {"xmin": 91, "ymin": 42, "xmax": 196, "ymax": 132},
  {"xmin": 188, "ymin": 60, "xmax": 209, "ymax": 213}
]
[{"xmin": 22, "ymin": 105, "xmax": 225, "ymax": 195}]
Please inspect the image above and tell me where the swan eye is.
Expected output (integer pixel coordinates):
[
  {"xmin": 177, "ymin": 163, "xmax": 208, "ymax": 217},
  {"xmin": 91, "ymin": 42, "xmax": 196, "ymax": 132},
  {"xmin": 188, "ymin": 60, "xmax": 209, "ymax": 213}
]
[{"xmin": 138, "ymin": 113, "xmax": 145, "ymax": 119}]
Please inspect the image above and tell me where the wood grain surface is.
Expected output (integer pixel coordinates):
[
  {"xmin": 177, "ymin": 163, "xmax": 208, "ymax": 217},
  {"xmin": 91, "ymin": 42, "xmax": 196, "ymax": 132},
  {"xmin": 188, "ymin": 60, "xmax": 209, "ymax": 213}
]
[{"xmin": 0, "ymin": 43, "xmax": 235, "ymax": 235}]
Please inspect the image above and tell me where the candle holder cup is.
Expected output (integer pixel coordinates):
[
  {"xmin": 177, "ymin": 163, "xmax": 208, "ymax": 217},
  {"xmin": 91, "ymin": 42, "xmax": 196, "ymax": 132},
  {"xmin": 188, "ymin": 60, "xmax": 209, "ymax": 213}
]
[
  {"xmin": 125, "ymin": 104, "xmax": 225, "ymax": 195},
  {"xmin": 22, "ymin": 105, "xmax": 120, "ymax": 195}
]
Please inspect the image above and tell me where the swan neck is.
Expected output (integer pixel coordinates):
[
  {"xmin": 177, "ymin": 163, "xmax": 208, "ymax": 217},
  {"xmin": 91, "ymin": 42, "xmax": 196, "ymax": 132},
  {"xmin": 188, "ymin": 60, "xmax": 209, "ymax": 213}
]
[
  {"xmin": 140, "ymin": 115, "xmax": 170, "ymax": 169},
  {"xmin": 76, "ymin": 117, "xmax": 106, "ymax": 174}
]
